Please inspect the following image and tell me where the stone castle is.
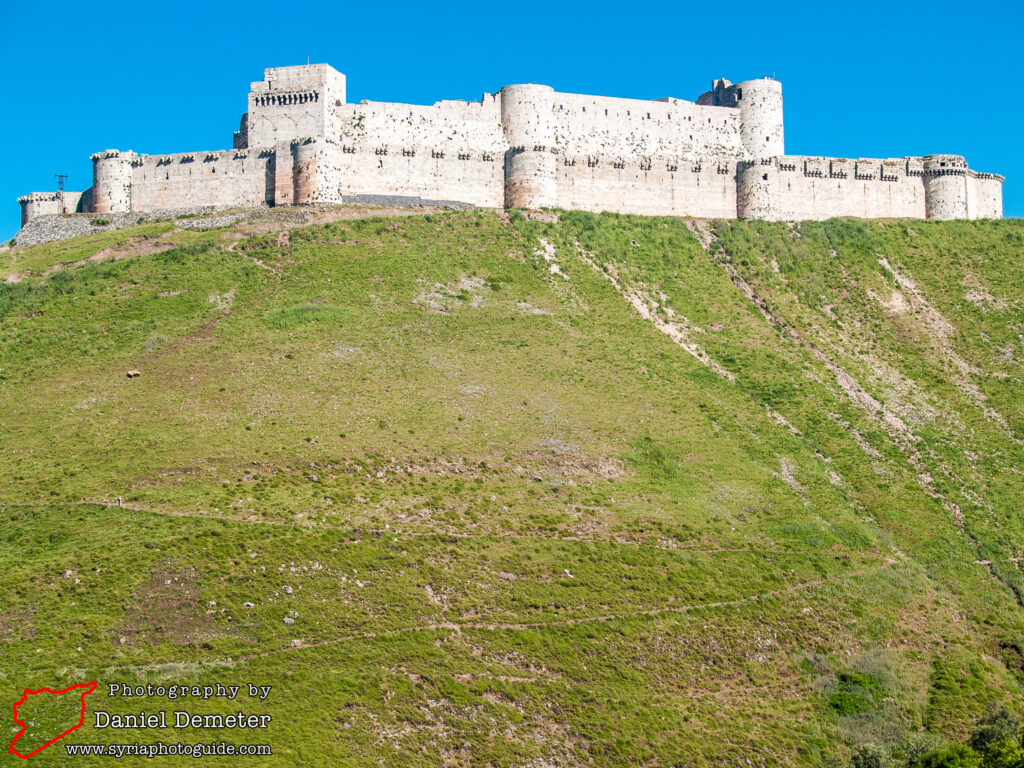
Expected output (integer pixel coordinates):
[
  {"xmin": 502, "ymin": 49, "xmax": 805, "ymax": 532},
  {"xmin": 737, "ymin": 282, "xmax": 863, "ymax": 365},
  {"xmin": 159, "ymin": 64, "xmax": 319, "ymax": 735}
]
[{"xmin": 17, "ymin": 64, "xmax": 1004, "ymax": 227}]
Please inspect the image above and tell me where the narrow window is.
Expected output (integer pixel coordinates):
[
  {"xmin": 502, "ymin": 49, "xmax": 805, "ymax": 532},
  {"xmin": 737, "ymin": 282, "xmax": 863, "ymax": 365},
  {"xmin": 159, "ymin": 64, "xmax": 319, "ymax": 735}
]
[
  {"xmin": 737, "ymin": 88, "xmax": 742, "ymax": 100},
  {"xmin": 766, "ymin": 136, "xmax": 770, "ymax": 142},
  {"xmin": 762, "ymin": 173, "xmax": 768, "ymax": 180},
  {"xmin": 604, "ymin": 109, "xmax": 608, "ymax": 116}
]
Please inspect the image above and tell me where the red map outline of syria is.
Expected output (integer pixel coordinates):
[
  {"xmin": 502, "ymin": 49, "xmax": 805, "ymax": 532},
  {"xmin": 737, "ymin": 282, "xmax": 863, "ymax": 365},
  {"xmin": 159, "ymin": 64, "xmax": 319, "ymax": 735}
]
[{"xmin": 8, "ymin": 681, "xmax": 98, "ymax": 759}]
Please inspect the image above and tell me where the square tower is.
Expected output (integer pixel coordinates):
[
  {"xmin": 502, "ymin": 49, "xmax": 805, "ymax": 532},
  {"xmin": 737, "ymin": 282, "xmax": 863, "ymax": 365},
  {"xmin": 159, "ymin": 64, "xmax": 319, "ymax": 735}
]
[{"xmin": 244, "ymin": 64, "xmax": 346, "ymax": 148}]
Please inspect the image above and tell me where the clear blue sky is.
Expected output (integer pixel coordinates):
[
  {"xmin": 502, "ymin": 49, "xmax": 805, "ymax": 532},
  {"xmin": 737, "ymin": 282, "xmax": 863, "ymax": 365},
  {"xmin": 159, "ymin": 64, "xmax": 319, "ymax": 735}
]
[{"xmin": 2, "ymin": 0, "xmax": 1020, "ymax": 241}]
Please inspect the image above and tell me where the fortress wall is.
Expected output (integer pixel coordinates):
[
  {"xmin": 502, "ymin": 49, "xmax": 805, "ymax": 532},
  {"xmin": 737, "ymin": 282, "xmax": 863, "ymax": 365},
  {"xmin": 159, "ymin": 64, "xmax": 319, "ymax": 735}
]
[
  {"xmin": 313, "ymin": 143, "xmax": 343, "ymax": 205},
  {"xmin": 556, "ymin": 155, "xmax": 736, "ymax": 218},
  {"xmin": 18, "ymin": 190, "xmax": 93, "ymax": 225},
  {"xmin": 330, "ymin": 99, "xmax": 506, "ymax": 207},
  {"xmin": 550, "ymin": 92, "xmax": 744, "ymax": 160},
  {"xmin": 11, "ymin": 65, "xmax": 1007, "ymax": 228},
  {"xmin": 967, "ymin": 174, "xmax": 1003, "ymax": 219},
  {"xmin": 772, "ymin": 156, "xmax": 927, "ymax": 220},
  {"xmin": 129, "ymin": 149, "xmax": 274, "ymax": 211},
  {"xmin": 332, "ymin": 146, "xmax": 504, "ymax": 208},
  {"xmin": 337, "ymin": 97, "xmax": 504, "ymax": 153}
]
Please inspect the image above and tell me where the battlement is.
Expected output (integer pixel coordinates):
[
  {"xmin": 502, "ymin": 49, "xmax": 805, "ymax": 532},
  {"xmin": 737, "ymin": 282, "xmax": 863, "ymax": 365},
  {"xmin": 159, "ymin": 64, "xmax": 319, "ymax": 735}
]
[
  {"xmin": 90, "ymin": 149, "xmax": 136, "ymax": 162},
  {"xmin": 14, "ymin": 65, "xmax": 1005, "ymax": 228},
  {"xmin": 17, "ymin": 192, "xmax": 61, "ymax": 203}
]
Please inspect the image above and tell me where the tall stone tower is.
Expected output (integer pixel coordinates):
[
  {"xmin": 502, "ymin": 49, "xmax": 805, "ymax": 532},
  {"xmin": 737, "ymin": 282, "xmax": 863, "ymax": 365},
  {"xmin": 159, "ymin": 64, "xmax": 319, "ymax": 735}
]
[
  {"xmin": 923, "ymin": 155, "xmax": 969, "ymax": 220},
  {"xmin": 91, "ymin": 150, "xmax": 136, "ymax": 214},
  {"xmin": 724, "ymin": 78, "xmax": 785, "ymax": 220},
  {"xmin": 500, "ymin": 84, "xmax": 558, "ymax": 209},
  {"xmin": 242, "ymin": 64, "xmax": 347, "ymax": 148}
]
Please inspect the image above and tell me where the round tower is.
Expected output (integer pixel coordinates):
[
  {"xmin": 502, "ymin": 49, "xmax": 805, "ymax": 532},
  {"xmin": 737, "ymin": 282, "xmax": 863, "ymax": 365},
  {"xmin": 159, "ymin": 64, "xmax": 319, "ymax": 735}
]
[
  {"xmin": 500, "ymin": 84, "xmax": 557, "ymax": 209},
  {"xmin": 735, "ymin": 78, "xmax": 784, "ymax": 158},
  {"xmin": 736, "ymin": 158, "xmax": 781, "ymax": 220},
  {"xmin": 923, "ymin": 154, "xmax": 969, "ymax": 220},
  {"xmin": 292, "ymin": 140, "xmax": 318, "ymax": 205},
  {"xmin": 91, "ymin": 150, "xmax": 136, "ymax": 214},
  {"xmin": 18, "ymin": 193, "xmax": 55, "ymax": 227}
]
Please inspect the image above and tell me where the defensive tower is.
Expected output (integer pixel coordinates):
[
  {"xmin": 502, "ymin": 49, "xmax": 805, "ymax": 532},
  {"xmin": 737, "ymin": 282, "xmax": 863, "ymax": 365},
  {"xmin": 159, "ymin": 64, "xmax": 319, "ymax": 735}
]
[
  {"xmin": 500, "ymin": 84, "xmax": 557, "ymax": 209},
  {"xmin": 91, "ymin": 150, "xmax": 136, "ymax": 214},
  {"xmin": 923, "ymin": 154, "xmax": 969, "ymax": 220},
  {"xmin": 243, "ymin": 65, "xmax": 347, "ymax": 149}
]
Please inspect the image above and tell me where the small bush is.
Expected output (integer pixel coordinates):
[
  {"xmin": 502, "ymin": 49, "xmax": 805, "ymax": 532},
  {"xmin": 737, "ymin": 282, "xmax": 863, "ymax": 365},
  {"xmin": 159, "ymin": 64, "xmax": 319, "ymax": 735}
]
[
  {"xmin": 968, "ymin": 705, "xmax": 1020, "ymax": 755},
  {"xmin": 91, "ymin": 218, "xmax": 110, "ymax": 226},
  {"xmin": 979, "ymin": 738, "xmax": 1024, "ymax": 768},
  {"xmin": 851, "ymin": 743, "xmax": 892, "ymax": 768},
  {"xmin": 828, "ymin": 671, "xmax": 883, "ymax": 716},
  {"xmin": 903, "ymin": 734, "xmax": 945, "ymax": 768},
  {"xmin": 918, "ymin": 744, "xmax": 982, "ymax": 768},
  {"xmin": 143, "ymin": 333, "xmax": 169, "ymax": 352}
]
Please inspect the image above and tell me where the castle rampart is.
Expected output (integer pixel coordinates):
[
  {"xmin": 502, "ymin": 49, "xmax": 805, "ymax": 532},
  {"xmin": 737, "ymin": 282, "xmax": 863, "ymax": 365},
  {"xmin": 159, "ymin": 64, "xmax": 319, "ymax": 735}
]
[
  {"xmin": 15, "ymin": 64, "xmax": 1004, "ymax": 231},
  {"xmin": 17, "ymin": 190, "xmax": 89, "ymax": 227}
]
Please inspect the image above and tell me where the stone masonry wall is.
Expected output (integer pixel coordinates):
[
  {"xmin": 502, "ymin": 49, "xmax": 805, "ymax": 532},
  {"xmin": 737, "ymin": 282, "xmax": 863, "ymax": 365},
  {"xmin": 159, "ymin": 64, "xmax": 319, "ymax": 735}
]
[
  {"xmin": 557, "ymin": 156, "xmax": 736, "ymax": 218},
  {"xmin": 130, "ymin": 149, "xmax": 274, "ymax": 210},
  {"xmin": 969, "ymin": 174, "xmax": 1003, "ymax": 219},
  {"xmin": 18, "ymin": 191, "xmax": 88, "ymax": 226},
  {"xmin": 549, "ymin": 91, "xmax": 745, "ymax": 160},
  {"xmin": 13, "ymin": 64, "xmax": 1005, "ymax": 229},
  {"xmin": 330, "ymin": 96, "xmax": 506, "ymax": 208},
  {"xmin": 771, "ymin": 156, "xmax": 928, "ymax": 220}
]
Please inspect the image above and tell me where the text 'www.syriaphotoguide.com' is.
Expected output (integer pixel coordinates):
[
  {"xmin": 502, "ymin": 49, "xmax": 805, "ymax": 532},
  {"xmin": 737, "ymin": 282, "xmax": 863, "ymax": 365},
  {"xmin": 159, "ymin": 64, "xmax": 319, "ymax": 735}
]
[{"xmin": 65, "ymin": 741, "xmax": 272, "ymax": 758}]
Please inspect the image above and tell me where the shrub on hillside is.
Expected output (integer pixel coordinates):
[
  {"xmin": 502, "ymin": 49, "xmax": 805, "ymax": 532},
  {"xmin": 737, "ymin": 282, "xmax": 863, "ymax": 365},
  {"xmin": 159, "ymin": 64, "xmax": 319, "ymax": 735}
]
[
  {"xmin": 851, "ymin": 743, "xmax": 892, "ymax": 768},
  {"xmin": 968, "ymin": 705, "xmax": 1021, "ymax": 756},
  {"xmin": 979, "ymin": 738, "xmax": 1024, "ymax": 768},
  {"xmin": 918, "ymin": 744, "xmax": 983, "ymax": 768},
  {"xmin": 828, "ymin": 671, "xmax": 883, "ymax": 716}
]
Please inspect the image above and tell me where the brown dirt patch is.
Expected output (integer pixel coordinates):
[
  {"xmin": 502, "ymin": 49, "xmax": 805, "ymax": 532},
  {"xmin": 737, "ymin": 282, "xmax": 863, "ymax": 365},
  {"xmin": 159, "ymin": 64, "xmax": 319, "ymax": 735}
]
[
  {"xmin": 40, "ymin": 233, "xmax": 179, "ymax": 278},
  {"xmin": 0, "ymin": 610, "xmax": 36, "ymax": 641},
  {"xmin": 116, "ymin": 564, "xmax": 214, "ymax": 646}
]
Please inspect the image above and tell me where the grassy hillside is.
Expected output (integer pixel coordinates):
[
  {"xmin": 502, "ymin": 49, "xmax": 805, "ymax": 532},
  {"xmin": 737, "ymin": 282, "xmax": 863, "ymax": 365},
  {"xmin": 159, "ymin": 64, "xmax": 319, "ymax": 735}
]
[{"xmin": 1, "ymin": 208, "xmax": 1022, "ymax": 766}]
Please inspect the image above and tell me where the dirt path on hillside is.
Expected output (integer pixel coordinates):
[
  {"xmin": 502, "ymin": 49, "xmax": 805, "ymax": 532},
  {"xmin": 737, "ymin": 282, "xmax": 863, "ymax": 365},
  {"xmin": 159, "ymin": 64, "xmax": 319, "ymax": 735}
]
[{"xmin": 65, "ymin": 557, "xmax": 897, "ymax": 674}]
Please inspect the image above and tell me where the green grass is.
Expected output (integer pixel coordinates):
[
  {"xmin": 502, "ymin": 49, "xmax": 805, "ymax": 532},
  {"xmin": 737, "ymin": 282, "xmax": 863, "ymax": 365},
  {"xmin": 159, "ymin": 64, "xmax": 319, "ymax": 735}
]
[{"xmin": 0, "ymin": 209, "xmax": 1022, "ymax": 766}]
